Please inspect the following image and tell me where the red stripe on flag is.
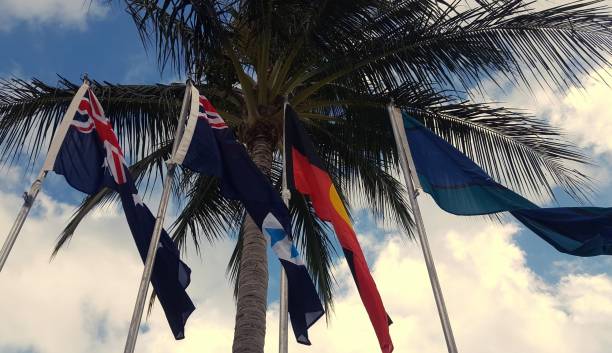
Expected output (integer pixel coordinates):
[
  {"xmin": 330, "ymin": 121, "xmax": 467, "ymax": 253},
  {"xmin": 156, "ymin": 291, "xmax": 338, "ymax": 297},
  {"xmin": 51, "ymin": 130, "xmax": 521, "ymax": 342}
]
[
  {"xmin": 199, "ymin": 96, "xmax": 219, "ymax": 114},
  {"xmin": 209, "ymin": 122, "xmax": 227, "ymax": 128},
  {"xmin": 74, "ymin": 125, "xmax": 94, "ymax": 133},
  {"xmin": 78, "ymin": 100, "xmax": 93, "ymax": 116},
  {"xmin": 82, "ymin": 89, "xmax": 128, "ymax": 185},
  {"xmin": 114, "ymin": 154, "xmax": 125, "ymax": 184},
  {"xmin": 89, "ymin": 89, "xmax": 102, "ymax": 117}
]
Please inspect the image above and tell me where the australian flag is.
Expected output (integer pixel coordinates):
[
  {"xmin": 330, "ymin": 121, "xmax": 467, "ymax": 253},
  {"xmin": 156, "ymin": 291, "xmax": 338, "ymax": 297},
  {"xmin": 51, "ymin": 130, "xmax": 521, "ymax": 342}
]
[
  {"xmin": 171, "ymin": 85, "xmax": 324, "ymax": 345},
  {"xmin": 49, "ymin": 87, "xmax": 195, "ymax": 339}
]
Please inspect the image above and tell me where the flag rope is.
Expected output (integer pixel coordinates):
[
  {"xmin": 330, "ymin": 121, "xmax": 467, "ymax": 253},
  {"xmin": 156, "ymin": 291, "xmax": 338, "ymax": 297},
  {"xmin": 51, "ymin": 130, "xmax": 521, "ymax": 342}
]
[
  {"xmin": 123, "ymin": 80, "xmax": 192, "ymax": 353},
  {"xmin": 387, "ymin": 104, "xmax": 459, "ymax": 353}
]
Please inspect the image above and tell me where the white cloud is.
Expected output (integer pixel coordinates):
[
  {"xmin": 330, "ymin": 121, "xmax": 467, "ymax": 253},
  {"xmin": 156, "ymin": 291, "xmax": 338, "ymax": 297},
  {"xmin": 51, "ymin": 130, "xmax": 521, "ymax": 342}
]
[
  {"xmin": 458, "ymin": 2, "xmax": 612, "ymax": 164},
  {"xmin": 4, "ymin": 182, "xmax": 612, "ymax": 353},
  {"xmin": 0, "ymin": 191, "xmax": 144, "ymax": 353},
  {"xmin": 474, "ymin": 66, "xmax": 612, "ymax": 155},
  {"xmin": 493, "ymin": 69, "xmax": 612, "ymax": 159},
  {"xmin": 547, "ymin": 71, "xmax": 612, "ymax": 156},
  {"xmin": 270, "ymin": 201, "xmax": 612, "ymax": 353},
  {"xmin": 470, "ymin": 63, "xmax": 612, "ymax": 190},
  {"xmin": 0, "ymin": 177, "xmax": 237, "ymax": 353},
  {"xmin": 0, "ymin": 0, "xmax": 108, "ymax": 31}
]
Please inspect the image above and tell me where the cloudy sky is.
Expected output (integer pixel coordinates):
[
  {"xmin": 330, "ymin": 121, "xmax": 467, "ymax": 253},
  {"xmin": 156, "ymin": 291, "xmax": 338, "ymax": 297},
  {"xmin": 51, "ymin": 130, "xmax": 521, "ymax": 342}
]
[{"xmin": 1, "ymin": 1, "xmax": 612, "ymax": 353}]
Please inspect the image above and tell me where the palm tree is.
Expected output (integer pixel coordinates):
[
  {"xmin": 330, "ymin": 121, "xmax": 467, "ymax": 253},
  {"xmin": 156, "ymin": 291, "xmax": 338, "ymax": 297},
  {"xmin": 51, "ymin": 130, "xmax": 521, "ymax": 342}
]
[{"xmin": 1, "ymin": 1, "xmax": 611, "ymax": 352}]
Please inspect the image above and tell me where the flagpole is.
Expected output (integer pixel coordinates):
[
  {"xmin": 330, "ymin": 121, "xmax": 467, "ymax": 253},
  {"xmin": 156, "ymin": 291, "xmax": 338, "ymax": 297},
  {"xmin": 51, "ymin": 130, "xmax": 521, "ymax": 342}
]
[
  {"xmin": 278, "ymin": 96, "xmax": 290, "ymax": 353},
  {"xmin": 123, "ymin": 80, "xmax": 192, "ymax": 353},
  {"xmin": 387, "ymin": 104, "xmax": 458, "ymax": 353},
  {"xmin": 0, "ymin": 170, "xmax": 47, "ymax": 272},
  {"xmin": 0, "ymin": 78, "xmax": 91, "ymax": 273}
]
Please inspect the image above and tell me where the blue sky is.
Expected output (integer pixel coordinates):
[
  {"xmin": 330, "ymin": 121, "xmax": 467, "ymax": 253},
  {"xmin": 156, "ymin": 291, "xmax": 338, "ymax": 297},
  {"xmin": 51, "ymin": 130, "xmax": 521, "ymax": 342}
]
[
  {"xmin": 0, "ymin": 5, "xmax": 170, "ymax": 84},
  {"xmin": 1, "ymin": 2, "xmax": 612, "ymax": 353}
]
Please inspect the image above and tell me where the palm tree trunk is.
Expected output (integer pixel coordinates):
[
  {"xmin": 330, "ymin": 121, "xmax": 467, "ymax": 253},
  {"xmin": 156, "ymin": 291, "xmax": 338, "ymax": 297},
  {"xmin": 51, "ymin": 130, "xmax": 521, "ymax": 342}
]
[{"xmin": 232, "ymin": 125, "xmax": 276, "ymax": 353}]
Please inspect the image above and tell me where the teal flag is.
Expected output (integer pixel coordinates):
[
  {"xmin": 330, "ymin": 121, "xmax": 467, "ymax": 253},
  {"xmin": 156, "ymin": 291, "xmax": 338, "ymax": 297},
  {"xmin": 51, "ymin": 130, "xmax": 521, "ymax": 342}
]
[{"xmin": 403, "ymin": 113, "xmax": 612, "ymax": 256}]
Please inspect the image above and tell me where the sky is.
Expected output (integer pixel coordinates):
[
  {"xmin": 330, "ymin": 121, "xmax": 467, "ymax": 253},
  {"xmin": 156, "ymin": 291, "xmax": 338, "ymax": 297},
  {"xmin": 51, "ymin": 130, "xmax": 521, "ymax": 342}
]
[{"xmin": 1, "ymin": 1, "xmax": 612, "ymax": 353}]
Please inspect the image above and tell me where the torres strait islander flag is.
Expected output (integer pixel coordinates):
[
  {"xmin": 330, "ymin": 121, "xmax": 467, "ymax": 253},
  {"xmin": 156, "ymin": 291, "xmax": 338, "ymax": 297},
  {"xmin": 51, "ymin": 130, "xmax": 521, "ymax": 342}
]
[
  {"xmin": 42, "ymin": 84, "xmax": 195, "ymax": 339},
  {"xmin": 284, "ymin": 105, "xmax": 394, "ymax": 353},
  {"xmin": 403, "ymin": 112, "xmax": 612, "ymax": 257},
  {"xmin": 171, "ymin": 85, "xmax": 324, "ymax": 345}
]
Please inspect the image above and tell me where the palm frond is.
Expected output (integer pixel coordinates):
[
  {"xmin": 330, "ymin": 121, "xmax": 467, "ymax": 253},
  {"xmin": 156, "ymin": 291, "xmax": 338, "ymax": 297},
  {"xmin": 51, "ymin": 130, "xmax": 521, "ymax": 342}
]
[
  {"xmin": 0, "ymin": 78, "xmax": 242, "ymax": 169},
  {"xmin": 170, "ymin": 172, "xmax": 243, "ymax": 253},
  {"xmin": 125, "ymin": 0, "xmax": 236, "ymax": 78},
  {"xmin": 309, "ymin": 118, "xmax": 415, "ymax": 236},
  {"xmin": 289, "ymin": 192, "xmax": 337, "ymax": 313},
  {"xmin": 300, "ymin": 81, "xmax": 593, "ymax": 203},
  {"xmin": 51, "ymin": 187, "xmax": 114, "ymax": 257},
  {"xmin": 402, "ymin": 103, "xmax": 593, "ymax": 202},
  {"xmin": 0, "ymin": 78, "xmax": 78, "ymax": 168},
  {"xmin": 226, "ymin": 213, "xmax": 246, "ymax": 300},
  {"xmin": 290, "ymin": 0, "xmax": 612, "ymax": 103}
]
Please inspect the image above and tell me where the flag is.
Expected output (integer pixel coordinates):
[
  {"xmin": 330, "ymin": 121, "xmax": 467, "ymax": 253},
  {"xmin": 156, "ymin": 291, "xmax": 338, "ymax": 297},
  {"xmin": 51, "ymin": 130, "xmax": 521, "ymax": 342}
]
[
  {"xmin": 402, "ymin": 112, "xmax": 612, "ymax": 256},
  {"xmin": 172, "ymin": 85, "xmax": 324, "ymax": 344},
  {"xmin": 285, "ymin": 105, "xmax": 394, "ymax": 353},
  {"xmin": 48, "ymin": 87, "xmax": 195, "ymax": 339}
]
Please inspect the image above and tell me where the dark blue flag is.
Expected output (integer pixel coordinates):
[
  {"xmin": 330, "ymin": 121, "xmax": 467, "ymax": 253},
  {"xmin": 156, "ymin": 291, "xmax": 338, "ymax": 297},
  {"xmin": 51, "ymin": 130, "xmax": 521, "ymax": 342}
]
[
  {"xmin": 172, "ymin": 86, "xmax": 324, "ymax": 345},
  {"xmin": 403, "ymin": 113, "xmax": 612, "ymax": 256},
  {"xmin": 51, "ymin": 88, "xmax": 195, "ymax": 339}
]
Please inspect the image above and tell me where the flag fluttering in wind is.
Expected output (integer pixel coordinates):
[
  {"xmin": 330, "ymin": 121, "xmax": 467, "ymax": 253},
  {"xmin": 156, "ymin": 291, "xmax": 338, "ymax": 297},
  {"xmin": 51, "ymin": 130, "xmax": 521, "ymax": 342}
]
[
  {"xmin": 172, "ymin": 85, "xmax": 324, "ymax": 345},
  {"xmin": 47, "ymin": 87, "xmax": 195, "ymax": 339},
  {"xmin": 403, "ymin": 113, "xmax": 612, "ymax": 256},
  {"xmin": 284, "ymin": 105, "xmax": 394, "ymax": 353}
]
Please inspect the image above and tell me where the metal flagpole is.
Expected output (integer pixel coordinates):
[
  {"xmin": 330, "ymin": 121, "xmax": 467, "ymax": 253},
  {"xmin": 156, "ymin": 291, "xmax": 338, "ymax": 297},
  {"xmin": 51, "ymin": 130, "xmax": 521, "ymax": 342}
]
[
  {"xmin": 387, "ymin": 104, "xmax": 458, "ymax": 353},
  {"xmin": 123, "ymin": 80, "xmax": 193, "ymax": 353},
  {"xmin": 0, "ymin": 78, "xmax": 91, "ymax": 273},
  {"xmin": 278, "ymin": 96, "xmax": 290, "ymax": 353},
  {"xmin": 0, "ymin": 170, "xmax": 47, "ymax": 272}
]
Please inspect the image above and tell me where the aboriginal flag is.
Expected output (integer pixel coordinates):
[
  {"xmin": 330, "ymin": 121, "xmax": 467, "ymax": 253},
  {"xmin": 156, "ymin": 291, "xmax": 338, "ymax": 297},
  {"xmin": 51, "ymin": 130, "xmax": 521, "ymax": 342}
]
[{"xmin": 285, "ymin": 105, "xmax": 393, "ymax": 353}]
